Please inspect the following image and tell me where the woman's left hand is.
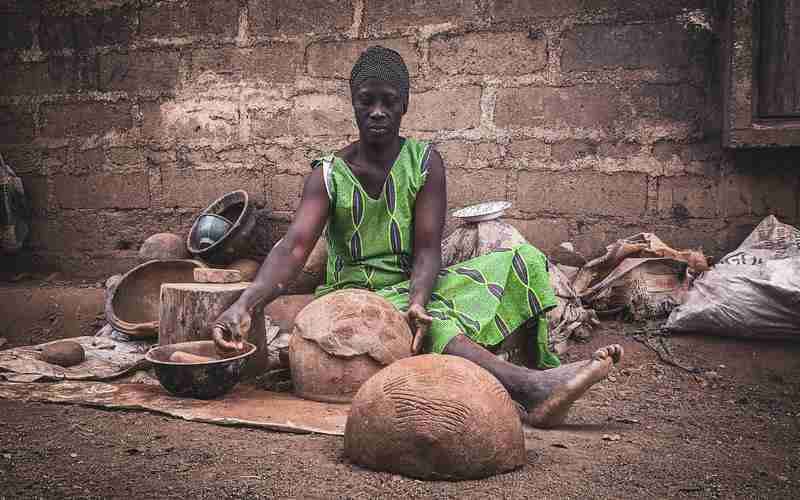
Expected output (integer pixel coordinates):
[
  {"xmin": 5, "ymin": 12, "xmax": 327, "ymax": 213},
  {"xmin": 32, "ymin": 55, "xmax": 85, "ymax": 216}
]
[{"xmin": 405, "ymin": 303, "xmax": 433, "ymax": 355}]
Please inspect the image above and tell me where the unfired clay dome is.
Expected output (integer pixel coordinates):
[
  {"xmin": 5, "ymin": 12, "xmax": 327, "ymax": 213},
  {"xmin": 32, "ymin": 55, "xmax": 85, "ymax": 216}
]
[
  {"xmin": 289, "ymin": 289, "xmax": 412, "ymax": 403},
  {"xmin": 345, "ymin": 354, "xmax": 526, "ymax": 480}
]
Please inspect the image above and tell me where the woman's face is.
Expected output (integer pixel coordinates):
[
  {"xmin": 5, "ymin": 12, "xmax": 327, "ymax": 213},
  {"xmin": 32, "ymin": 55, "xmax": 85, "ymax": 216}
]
[{"xmin": 352, "ymin": 79, "xmax": 405, "ymax": 145}]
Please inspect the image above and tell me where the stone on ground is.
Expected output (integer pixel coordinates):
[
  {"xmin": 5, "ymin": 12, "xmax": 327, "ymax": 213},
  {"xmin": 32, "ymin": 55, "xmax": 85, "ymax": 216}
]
[{"xmin": 41, "ymin": 340, "xmax": 85, "ymax": 367}]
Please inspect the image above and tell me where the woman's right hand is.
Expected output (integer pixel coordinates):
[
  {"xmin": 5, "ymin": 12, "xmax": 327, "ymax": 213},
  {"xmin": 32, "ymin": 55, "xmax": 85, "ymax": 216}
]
[{"xmin": 212, "ymin": 304, "xmax": 252, "ymax": 357}]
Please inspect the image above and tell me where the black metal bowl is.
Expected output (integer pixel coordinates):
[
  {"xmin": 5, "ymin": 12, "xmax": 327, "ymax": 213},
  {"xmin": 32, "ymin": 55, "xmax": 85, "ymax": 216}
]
[{"xmin": 145, "ymin": 341, "xmax": 257, "ymax": 399}]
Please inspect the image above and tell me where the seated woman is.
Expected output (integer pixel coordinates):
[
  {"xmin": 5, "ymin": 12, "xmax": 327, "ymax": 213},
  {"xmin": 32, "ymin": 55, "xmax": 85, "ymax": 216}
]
[{"xmin": 213, "ymin": 46, "xmax": 622, "ymax": 428}]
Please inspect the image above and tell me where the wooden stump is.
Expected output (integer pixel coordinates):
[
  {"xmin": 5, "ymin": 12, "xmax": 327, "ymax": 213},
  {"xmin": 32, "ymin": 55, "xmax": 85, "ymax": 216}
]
[{"xmin": 159, "ymin": 282, "xmax": 268, "ymax": 376}]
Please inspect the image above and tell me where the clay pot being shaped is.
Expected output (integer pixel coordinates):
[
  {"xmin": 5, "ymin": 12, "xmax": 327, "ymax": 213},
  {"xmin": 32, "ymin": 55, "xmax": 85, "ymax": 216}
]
[
  {"xmin": 105, "ymin": 259, "xmax": 206, "ymax": 338},
  {"xmin": 345, "ymin": 355, "xmax": 526, "ymax": 480},
  {"xmin": 187, "ymin": 190, "xmax": 271, "ymax": 265},
  {"xmin": 139, "ymin": 232, "xmax": 190, "ymax": 261},
  {"xmin": 289, "ymin": 289, "xmax": 412, "ymax": 403}
]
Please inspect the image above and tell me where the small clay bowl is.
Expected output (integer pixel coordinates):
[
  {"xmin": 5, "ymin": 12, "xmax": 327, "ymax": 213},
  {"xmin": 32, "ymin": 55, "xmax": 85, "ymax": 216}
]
[{"xmin": 145, "ymin": 341, "xmax": 256, "ymax": 399}]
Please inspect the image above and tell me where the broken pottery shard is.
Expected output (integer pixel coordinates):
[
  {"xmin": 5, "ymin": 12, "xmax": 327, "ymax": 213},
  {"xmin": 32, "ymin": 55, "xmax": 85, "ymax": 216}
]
[
  {"xmin": 41, "ymin": 340, "xmax": 85, "ymax": 367},
  {"xmin": 289, "ymin": 289, "xmax": 412, "ymax": 403},
  {"xmin": 193, "ymin": 268, "xmax": 242, "ymax": 283},
  {"xmin": 345, "ymin": 354, "xmax": 526, "ymax": 480}
]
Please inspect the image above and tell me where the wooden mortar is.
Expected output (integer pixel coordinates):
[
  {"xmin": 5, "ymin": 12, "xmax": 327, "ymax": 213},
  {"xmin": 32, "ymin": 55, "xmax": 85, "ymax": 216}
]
[{"xmin": 159, "ymin": 282, "xmax": 268, "ymax": 377}]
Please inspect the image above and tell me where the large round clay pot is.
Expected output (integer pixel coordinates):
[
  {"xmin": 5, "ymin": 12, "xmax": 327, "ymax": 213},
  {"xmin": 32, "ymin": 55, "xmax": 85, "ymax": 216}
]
[
  {"xmin": 289, "ymin": 289, "xmax": 412, "ymax": 403},
  {"xmin": 345, "ymin": 355, "xmax": 526, "ymax": 480},
  {"xmin": 105, "ymin": 259, "xmax": 206, "ymax": 338}
]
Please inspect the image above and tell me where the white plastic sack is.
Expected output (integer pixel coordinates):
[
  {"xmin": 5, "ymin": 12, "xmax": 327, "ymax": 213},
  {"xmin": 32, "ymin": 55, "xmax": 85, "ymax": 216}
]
[{"xmin": 665, "ymin": 216, "xmax": 800, "ymax": 339}]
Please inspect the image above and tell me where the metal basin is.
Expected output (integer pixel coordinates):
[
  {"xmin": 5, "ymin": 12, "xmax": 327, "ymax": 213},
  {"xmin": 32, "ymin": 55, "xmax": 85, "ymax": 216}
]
[{"xmin": 145, "ymin": 341, "xmax": 257, "ymax": 399}]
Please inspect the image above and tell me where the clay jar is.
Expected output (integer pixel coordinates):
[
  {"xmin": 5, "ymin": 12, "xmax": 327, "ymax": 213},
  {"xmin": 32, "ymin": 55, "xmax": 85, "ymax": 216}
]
[
  {"xmin": 289, "ymin": 289, "xmax": 412, "ymax": 403},
  {"xmin": 345, "ymin": 355, "xmax": 526, "ymax": 480}
]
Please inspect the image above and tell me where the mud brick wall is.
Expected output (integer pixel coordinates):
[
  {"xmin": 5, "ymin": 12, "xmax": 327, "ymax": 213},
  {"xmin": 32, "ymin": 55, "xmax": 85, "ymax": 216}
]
[{"xmin": 1, "ymin": 0, "xmax": 799, "ymax": 278}]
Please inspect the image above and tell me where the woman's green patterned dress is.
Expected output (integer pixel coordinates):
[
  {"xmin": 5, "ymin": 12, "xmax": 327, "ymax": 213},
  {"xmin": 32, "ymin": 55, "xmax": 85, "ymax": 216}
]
[{"xmin": 312, "ymin": 138, "xmax": 560, "ymax": 369}]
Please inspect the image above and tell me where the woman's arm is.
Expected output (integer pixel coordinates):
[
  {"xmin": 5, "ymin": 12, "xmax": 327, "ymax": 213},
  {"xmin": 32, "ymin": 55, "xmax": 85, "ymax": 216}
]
[
  {"xmin": 409, "ymin": 148, "xmax": 446, "ymax": 307},
  {"xmin": 213, "ymin": 168, "xmax": 329, "ymax": 353},
  {"xmin": 407, "ymin": 148, "xmax": 446, "ymax": 353}
]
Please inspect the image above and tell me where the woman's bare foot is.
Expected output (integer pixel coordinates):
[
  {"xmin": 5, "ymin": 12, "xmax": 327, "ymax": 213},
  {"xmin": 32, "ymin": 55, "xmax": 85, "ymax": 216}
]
[{"xmin": 515, "ymin": 344, "xmax": 623, "ymax": 428}]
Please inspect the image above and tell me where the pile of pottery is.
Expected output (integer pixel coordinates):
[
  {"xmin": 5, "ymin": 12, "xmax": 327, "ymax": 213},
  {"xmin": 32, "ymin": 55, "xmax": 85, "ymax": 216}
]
[{"xmin": 106, "ymin": 190, "xmax": 270, "ymax": 340}]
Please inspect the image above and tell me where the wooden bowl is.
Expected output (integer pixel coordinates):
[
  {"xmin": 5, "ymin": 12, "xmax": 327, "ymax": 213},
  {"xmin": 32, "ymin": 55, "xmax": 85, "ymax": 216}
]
[{"xmin": 105, "ymin": 259, "xmax": 206, "ymax": 338}]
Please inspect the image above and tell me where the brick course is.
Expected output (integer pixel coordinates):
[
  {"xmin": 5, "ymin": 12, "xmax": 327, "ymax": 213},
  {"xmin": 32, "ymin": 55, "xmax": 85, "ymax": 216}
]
[
  {"xmin": 140, "ymin": 0, "xmax": 240, "ymax": 38},
  {"xmin": 447, "ymin": 168, "xmax": 509, "ymax": 209},
  {"xmin": 249, "ymin": 0, "xmax": 353, "ymax": 36},
  {"xmin": 656, "ymin": 175, "xmax": 719, "ymax": 219},
  {"xmin": 403, "ymin": 87, "xmax": 482, "ymax": 131},
  {"xmin": 41, "ymin": 102, "xmax": 132, "ymax": 138},
  {"xmin": 430, "ymin": 31, "xmax": 546, "ymax": 75},
  {"xmin": 517, "ymin": 171, "xmax": 648, "ymax": 217},
  {"xmin": 160, "ymin": 167, "xmax": 265, "ymax": 208},
  {"xmin": 190, "ymin": 44, "xmax": 302, "ymax": 83},
  {"xmin": 54, "ymin": 173, "xmax": 150, "ymax": 209},
  {"xmin": 39, "ymin": 8, "xmax": 133, "ymax": 50},
  {"xmin": 364, "ymin": 0, "xmax": 478, "ymax": 32},
  {"xmin": 99, "ymin": 51, "xmax": 180, "ymax": 93},
  {"xmin": 561, "ymin": 22, "xmax": 695, "ymax": 71}
]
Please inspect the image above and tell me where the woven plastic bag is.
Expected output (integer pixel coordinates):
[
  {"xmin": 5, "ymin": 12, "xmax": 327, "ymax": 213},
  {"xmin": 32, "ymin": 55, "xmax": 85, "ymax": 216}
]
[
  {"xmin": 665, "ymin": 216, "xmax": 800, "ymax": 339},
  {"xmin": 0, "ymin": 153, "xmax": 30, "ymax": 254}
]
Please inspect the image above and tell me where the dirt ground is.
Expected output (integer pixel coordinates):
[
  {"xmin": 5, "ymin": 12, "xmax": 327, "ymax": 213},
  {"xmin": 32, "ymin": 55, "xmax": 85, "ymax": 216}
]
[{"xmin": 1, "ymin": 323, "xmax": 799, "ymax": 499}]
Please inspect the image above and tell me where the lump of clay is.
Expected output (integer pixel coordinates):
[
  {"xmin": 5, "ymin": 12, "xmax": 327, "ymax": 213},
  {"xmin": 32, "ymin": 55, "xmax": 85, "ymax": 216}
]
[
  {"xmin": 227, "ymin": 258, "xmax": 260, "ymax": 281},
  {"xmin": 345, "ymin": 355, "xmax": 526, "ymax": 480},
  {"xmin": 289, "ymin": 289, "xmax": 412, "ymax": 403},
  {"xmin": 168, "ymin": 351, "xmax": 216, "ymax": 364},
  {"xmin": 41, "ymin": 340, "xmax": 85, "ymax": 367},
  {"xmin": 139, "ymin": 233, "xmax": 189, "ymax": 261}
]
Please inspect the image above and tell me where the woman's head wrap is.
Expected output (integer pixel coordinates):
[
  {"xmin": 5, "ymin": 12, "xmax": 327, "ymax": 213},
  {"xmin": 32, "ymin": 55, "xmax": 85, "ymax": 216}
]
[{"xmin": 349, "ymin": 46, "xmax": 410, "ymax": 113}]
